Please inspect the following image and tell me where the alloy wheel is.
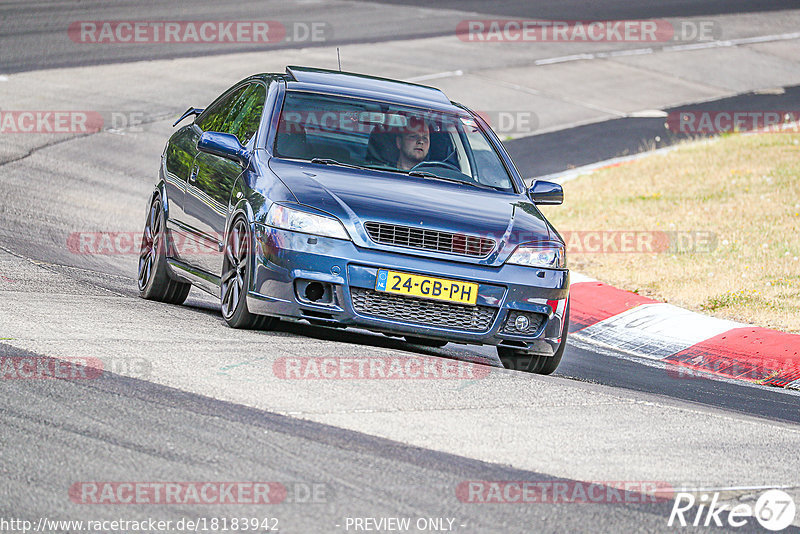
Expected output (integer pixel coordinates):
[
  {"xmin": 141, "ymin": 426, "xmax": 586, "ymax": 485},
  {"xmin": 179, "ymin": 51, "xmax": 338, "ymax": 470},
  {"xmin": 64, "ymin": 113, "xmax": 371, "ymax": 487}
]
[{"xmin": 221, "ymin": 218, "xmax": 250, "ymax": 319}]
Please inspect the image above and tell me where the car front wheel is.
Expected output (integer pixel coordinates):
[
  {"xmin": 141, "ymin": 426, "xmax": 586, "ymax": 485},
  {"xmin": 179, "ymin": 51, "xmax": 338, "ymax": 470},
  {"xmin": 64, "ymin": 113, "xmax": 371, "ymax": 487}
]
[
  {"xmin": 220, "ymin": 217, "xmax": 275, "ymax": 330},
  {"xmin": 498, "ymin": 303, "xmax": 569, "ymax": 375}
]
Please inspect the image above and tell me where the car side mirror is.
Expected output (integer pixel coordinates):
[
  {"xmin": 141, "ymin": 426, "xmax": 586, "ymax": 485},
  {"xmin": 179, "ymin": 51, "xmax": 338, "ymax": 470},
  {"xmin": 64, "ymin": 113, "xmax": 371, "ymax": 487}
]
[
  {"xmin": 527, "ymin": 180, "xmax": 563, "ymax": 205},
  {"xmin": 197, "ymin": 131, "xmax": 248, "ymax": 166}
]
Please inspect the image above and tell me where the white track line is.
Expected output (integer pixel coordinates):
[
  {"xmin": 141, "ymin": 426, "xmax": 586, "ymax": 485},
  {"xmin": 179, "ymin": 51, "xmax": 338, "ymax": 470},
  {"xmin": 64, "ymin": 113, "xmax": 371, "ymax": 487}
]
[
  {"xmin": 535, "ymin": 31, "xmax": 800, "ymax": 66},
  {"xmin": 407, "ymin": 69, "xmax": 464, "ymax": 82}
]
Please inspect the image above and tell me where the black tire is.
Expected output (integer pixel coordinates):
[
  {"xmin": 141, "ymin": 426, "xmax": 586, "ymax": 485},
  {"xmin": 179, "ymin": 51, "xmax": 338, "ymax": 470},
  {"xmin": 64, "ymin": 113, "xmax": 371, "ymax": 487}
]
[
  {"xmin": 497, "ymin": 348, "xmax": 536, "ymax": 372},
  {"xmin": 138, "ymin": 196, "xmax": 191, "ymax": 305},
  {"xmin": 404, "ymin": 336, "xmax": 448, "ymax": 348},
  {"xmin": 538, "ymin": 303, "xmax": 569, "ymax": 375},
  {"xmin": 529, "ymin": 355, "xmax": 547, "ymax": 373},
  {"xmin": 221, "ymin": 217, "xmax": 275, "ymax": 330},
  {"xmin": 498, "ymin": 303, "xmax": 570, "ymax": 375}
]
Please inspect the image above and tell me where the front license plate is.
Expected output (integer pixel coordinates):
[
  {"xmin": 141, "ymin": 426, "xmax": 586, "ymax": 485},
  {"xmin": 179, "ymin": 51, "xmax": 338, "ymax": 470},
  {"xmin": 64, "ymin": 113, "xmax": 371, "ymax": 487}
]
[{"xmin": 375, "ymin": 269, "xmax": 478, "ymax": 306}]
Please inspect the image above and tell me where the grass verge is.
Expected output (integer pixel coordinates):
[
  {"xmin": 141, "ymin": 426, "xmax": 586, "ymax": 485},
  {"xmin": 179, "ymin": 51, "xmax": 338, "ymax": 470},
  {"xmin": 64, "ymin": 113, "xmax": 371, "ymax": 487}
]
[{"xmin": 540, "ymin": 132, "xmax": 800, "ymax": 333}]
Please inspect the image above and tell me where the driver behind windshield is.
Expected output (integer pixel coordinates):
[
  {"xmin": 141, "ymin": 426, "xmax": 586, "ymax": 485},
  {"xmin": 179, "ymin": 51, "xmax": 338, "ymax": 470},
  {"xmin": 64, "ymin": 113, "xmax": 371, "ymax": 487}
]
[{"xmin": 395, "ymin": 116, "xmax": 430, "ymax": 170}]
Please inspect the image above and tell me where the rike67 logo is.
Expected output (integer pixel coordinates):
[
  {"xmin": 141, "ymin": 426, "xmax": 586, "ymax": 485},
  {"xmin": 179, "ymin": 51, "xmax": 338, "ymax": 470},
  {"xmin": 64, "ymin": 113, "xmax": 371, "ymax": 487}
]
[{"xmin": 669, "ymin": 489, "xmax": 796, "ymax": 531}]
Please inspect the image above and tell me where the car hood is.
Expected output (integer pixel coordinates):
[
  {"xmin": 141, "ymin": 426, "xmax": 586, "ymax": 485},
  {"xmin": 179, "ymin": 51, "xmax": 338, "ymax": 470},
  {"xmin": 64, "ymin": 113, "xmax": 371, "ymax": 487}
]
[{"xmin": 268, "ymin": 158, "xmax": 554, "ymax": 264}]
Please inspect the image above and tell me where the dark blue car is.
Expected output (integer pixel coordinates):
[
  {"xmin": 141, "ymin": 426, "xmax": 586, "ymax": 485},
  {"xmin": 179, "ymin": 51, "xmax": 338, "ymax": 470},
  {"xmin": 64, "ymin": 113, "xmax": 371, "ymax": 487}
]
[{"xmin": 138, "ymin": 66, "xmax": 570, "ymax": 374}]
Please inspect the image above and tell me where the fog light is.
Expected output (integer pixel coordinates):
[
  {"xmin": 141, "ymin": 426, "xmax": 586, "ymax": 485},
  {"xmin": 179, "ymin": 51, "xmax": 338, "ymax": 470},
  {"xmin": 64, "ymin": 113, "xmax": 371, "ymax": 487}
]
[
  {"xmin": 296, "ymin": 280, "xmax": 336, "ymax": 305},
  {"xmin": 305, "ymin": 282, "xmax": 325, "ymax": 302},
  {"xmin": 502, "ymin": 311, "xmax": 545, "ymax": 336}
]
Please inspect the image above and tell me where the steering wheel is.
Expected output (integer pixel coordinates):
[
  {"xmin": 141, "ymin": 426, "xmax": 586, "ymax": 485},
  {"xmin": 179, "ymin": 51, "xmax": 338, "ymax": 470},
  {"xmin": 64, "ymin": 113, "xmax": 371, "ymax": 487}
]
[
  {"xmin": 411, "ymin": 159, "xmax": 484, "ymax": 185},
  {"xmin": 411, "ymin": 160, "xmax": 461, "ymax": 173}
]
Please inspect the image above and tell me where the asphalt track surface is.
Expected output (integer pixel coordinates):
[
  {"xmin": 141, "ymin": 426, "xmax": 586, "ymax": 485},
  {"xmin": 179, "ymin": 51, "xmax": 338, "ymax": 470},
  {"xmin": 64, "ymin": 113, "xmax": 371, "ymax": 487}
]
[
  {"xmin": 0, "ymin": 0, "xmax": 465, "ymax": 73},
  {"xmin": 4, "ymin": 0, "xmax": 799, "ymax": 73},
  {"xmin": 507, "ymin": 84, "xmax": 800, "ymax": 177},
  {"xmin": 2, "ymin": 1, "xmax": 800, "ymax": 532},
  {"xmin": 6, "ymin": 0, "xmax": 796, "ymax": 175},
  {"xmin": 0, "ymin": 343, "xmax": 696, "ymax": 533},
  {"xmin": 361, "ymin": 0, "xmax": 799, "ymax": 19}
]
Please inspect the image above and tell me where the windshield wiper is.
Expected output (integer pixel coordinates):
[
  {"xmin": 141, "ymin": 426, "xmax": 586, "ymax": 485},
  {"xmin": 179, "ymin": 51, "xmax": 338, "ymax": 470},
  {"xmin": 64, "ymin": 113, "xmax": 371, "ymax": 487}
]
[
  {"xmin": 406, "ymin": 170, "xmax": 440, "ymax": 179},
  {"xmin": 407, "ymin": 171, "xmax": 494, "ymax": 190},
  {"xmin": 309, "ymin": 158, "xmax": 370, "ymax": 171},
  {"xmin": 311, "ymin": 159, "xmax": 498, "ymax": 190}
]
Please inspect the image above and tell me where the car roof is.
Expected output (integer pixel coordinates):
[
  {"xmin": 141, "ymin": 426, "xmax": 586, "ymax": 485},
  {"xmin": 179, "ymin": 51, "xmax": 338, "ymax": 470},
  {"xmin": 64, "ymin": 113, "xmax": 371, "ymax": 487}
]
[{"xmin": 279, "ymin": 65, "xmax": 454, "ymax": 108}]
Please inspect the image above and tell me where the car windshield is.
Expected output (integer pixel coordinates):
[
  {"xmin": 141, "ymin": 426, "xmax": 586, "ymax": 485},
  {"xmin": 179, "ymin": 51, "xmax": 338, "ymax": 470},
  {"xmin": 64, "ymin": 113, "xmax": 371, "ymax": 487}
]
[{"xmin": 273, "ymin": 91, "xmax": 516, "ymax": 191}]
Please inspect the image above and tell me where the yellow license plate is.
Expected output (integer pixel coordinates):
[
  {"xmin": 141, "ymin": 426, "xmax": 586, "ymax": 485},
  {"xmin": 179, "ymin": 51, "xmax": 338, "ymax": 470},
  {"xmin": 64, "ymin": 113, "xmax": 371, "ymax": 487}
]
[{"xmin": 375, "ymin": 269, "xmax": 478, "ymax": 306}]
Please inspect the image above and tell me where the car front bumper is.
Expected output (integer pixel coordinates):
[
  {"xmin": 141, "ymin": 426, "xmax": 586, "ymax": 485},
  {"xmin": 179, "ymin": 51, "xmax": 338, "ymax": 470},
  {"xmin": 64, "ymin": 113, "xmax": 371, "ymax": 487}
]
[{"xmin": 247, "ymin": 226, "xmax": 569, "ymax": 356}]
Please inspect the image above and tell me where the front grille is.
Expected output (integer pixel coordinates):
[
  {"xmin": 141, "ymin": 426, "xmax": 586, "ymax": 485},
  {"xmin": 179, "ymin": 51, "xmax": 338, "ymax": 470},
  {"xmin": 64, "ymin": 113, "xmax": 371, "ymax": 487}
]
[
  {"xmin": 364, "ymin": 222, "xmax": 495, "ymax": 257},
  {"xmin": 502, "ymin": 311, "xmax": 547, "ymax": 336},
  {"xmin": 351, "ymin": 288, "xmax": 496, "ymax": 332}
]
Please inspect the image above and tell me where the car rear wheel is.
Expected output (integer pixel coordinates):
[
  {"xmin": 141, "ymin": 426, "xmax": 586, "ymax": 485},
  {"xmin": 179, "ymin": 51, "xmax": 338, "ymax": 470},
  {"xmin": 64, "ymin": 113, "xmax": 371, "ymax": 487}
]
[
  {"xmin": 221, "ymin": 217, "xmax": 275, "ymax": 330},
  {"xmin": 138, "ymin": 197, "xmax": 191, "ymax": 304},
  {"xmin": 498, "ymin": 303, "xmax": 569, "ymax": 375},
  {"xmin": 404, "ymin": 336, "xmax": 448, "ymax": 348}
]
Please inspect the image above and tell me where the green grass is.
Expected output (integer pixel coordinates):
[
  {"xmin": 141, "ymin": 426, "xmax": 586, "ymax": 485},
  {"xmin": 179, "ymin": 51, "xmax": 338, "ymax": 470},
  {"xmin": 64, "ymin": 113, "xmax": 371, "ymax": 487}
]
[{"xmin": 540, "ymin": 133, "xmax": 800, "ymax": 333}]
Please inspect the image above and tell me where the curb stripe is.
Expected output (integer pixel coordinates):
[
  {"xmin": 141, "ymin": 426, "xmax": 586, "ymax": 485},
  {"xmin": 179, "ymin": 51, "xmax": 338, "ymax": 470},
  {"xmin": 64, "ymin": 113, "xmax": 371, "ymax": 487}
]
[
  {"xmin": 569, "ymin": 273, "xmax": 800, "ymax": 388},
  {"xmin": 568, "ymin": 281, "xmax": 654, "ymax": 332},
  {"xmin": 666, "ymin": 328, "xmax": 800, "ymax": 386},
  {"xmin": 577, "ymin": 303, "xmax": 743, "ymax": 360}
]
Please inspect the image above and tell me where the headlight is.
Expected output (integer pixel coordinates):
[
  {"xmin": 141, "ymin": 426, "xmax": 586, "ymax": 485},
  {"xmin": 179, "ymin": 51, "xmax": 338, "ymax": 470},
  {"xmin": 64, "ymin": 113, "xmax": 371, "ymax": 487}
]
[
  {"xmin": 265, "ymin": 204, "xmax": 350, "ymax": 240},
  {"xmin": 506, "ymin": 243, "xmax": 566, "ymax": 268}
]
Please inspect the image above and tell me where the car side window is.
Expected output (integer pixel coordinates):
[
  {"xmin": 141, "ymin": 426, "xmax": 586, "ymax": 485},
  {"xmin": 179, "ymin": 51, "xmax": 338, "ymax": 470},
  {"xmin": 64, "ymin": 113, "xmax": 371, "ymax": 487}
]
[
  {"xmin": 224, "ymin": 83, "xmax": 267, "ymax": 145},
  {"xmin": 195, "ymin": 84, "xmax": 250, "ymax": 133}
]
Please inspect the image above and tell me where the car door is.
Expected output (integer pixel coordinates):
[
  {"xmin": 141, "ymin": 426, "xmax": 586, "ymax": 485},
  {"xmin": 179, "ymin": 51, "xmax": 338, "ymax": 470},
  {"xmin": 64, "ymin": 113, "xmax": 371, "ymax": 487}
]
[
  {"xmin": 165, "ymin": 88, "xmax": 239, "ymax": 266},
  {"xmin": 183, "ymin": 82, "xmax": 268, "ymax": 277},
  {"xmin": 177, "ymin": 83, "xmax": 249, "ymax": 274},
  {"xmin": 162, "ymin": 124, "xmax": 200, "ymax": 254}
]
